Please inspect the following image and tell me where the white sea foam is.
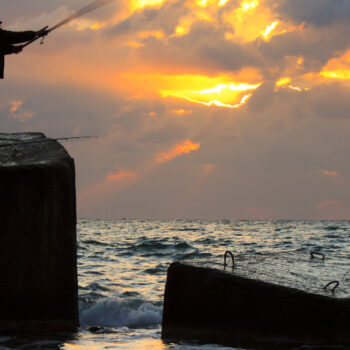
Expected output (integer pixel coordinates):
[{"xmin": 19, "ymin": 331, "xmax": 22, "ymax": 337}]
[{"xmin": 79, "ymin": 299, "xmax": 162, "ymax": 328}]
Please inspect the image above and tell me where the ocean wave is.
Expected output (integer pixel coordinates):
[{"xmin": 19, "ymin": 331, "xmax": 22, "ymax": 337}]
[
  {"xmin": 79, "ymin": 298, "xmax": 162, "ymax": 328},
  {"xmin": 133, "ymin": 240, "xmax": 172, "ymax": 251},
  {"xmin": 325, "ymin": 225, "xmax": 339, "ymax": 231},
  {"xmin": 81, "ymin": 239, "xmax": 110, "ymax": 246}
]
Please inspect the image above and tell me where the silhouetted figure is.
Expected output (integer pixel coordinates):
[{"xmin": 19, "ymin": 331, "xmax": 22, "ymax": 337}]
[{"xmin": 0, "ymin": 22, "xmax": 47, "ymax": 79}]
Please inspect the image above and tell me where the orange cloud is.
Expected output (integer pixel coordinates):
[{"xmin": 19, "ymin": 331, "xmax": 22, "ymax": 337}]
[
  {"xmin": 159, "ymin": 72, "xmax": 261, "ymax": 108},
  {"xmin": 119, "ymin": 69, "xmax": 262, "ymax": 107},
  {"xmin": 316, "ymin": 200, "xmax": 343, "ymax": 209},
  {"xmin": 107, "ymin": 170, "xmax": 137, "ymax": 181},
  {"xmin": 276, "ymin": 77, "xmax": 291, "ymax": 87},
  {"xmin": 317, "ymin": 170, "xmax": 339, "ymax": 177},
  {"xmin": 172, "ymin": 109, "xmax": 193, "ymax": 115},
  {"xmin": 224, "ymin": 1, "xmax": 304, "ymax": 43},
  {"xmin": 156, "ymin": 140, "xmax": 200, "ymax": 162},
  {"xmin": 320, "ymin": 50, "xmax": 350, "ymax": 80},
  {"xmin": 9, "ymin": 101, "xmax": 34, "ymax": 122}
]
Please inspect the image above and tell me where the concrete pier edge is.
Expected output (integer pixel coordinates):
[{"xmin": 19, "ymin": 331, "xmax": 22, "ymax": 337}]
[{"xmin": 161, "ymin": 261, "xmax": 350, "ymax": 349}]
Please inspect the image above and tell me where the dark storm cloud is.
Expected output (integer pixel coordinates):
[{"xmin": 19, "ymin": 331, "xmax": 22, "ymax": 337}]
[{"xmin": 276, "ymin": 0, "xmax": 350, "ymax": 27}]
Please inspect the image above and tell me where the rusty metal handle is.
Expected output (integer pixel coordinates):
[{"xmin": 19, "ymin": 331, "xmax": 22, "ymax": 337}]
[
  {"xmin": 224, "ymin": 251, "xmax": 234, "ymax": 269},
  {"xmin": 310, "ymin": 251, "xmax": 325, "ymax": 260},
  {"xmin": 323, "ymin": 280, "xmax": 339, "ymax": 293}
]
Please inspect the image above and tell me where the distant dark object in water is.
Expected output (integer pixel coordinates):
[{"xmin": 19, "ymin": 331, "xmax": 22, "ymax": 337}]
[{"xmin": 162, "ymin": 250, "xmax": 350, "ymax": 349}]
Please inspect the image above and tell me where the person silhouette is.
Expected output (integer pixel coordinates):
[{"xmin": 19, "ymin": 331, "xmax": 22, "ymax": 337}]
[{"xmin": 0, "ymin": 22, "xmax": 48, "ymax": 79}]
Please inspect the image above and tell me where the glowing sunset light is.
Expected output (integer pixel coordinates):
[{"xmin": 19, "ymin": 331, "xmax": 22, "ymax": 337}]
[
  {"xmin": 172, "ymin": 109, "xmax": 193, "ymax": 115},
  {"xmin": 276, "ymin": 77, "xmax": 291, "ymax": 87},
  {"xmin": 165, "ymin": 93, "xmax": 252, "ymax": 109},
  {"xmin": 199, "ymin": 82, "xmax": 261, "ymax": 94},
  {"xmin": 175, "ymin": 25, "xmax": 189, "ymax": 36},
  {"xmin": 107, "ymin": 170, "xmax": 137, "ymax": 181},
  {"xmin": 160, "ymin": 79, "xmax": 260, "ymax": 108},
  {"xmin": 241, "ymin": 0, "xmax": 259, "ymax": 11},
  {"xmin": 218, "ymin": 0, "xmax": 228, "ymax": 6},
  {"xmin": 196, "ymin": 0, "xmax": 209, "ymax": 8},
  {"xmin": 224, "ymin": 0, "xmax": 277, "ymax": 42},
  {"xmin": 131, "ymin": 0, "xmax": 165, "ymax": 10},
  {"xmin": 288, "ymin": 85, "xmax": 303, "ymax": 91},
  {"xmin": 275, "ymin": 78, "xmax": 308, "ymax": 92},
  {"xmin": 262, "ymin": 21, "xmax": 279, "ymax": 38},
  {"xmin": 157, "ymin": 140, "xmax": 200, "ymax": 162},
  {"xmin": 320, "ymin": 50, "xmax": 350, "ymax": 80}
]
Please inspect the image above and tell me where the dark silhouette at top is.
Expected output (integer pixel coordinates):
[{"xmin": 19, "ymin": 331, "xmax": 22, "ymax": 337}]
[{"xmin": 0, "ymin": 22, "xmax": 48, "ymax": 79}]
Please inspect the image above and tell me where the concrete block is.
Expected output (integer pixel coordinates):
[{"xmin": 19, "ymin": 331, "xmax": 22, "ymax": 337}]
[
  {"xmin": 0, "ymin": 133, "xmax": 78, "ymax": 332},
  {"xmin": 162, "ymin": 261, "xmax": 350, "ymax": 349}
]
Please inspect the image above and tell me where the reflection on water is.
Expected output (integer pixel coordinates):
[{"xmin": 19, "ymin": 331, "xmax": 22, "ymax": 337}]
[{"xmin": 1, "ymin": 219, "xmax": 350, "ymax": 349}]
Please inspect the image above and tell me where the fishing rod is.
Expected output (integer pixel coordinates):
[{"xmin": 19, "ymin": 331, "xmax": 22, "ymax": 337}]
[
  {"xmin": 0, "ymin": 136, "xmax": 97, "ymax": 148},
  {"xmin": 21, "ymin": 0, "xmax": 116, "ymax": 49}
]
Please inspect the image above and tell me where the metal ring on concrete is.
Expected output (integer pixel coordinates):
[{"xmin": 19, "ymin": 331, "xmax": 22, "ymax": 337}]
[
  {"xmin": 224, "ymin": 251, "xmax": 234, "ymax": 269},
  {"xmin": 323, "ymin": 280, "xmax": 339, "ymax": 293}
]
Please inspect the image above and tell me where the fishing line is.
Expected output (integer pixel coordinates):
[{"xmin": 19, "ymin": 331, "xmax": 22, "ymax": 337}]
[
  {"xmin": 22, "ymin": 0, "xmax": 116, "ymax": 48},
  {"xmin": 49, "ymin": 0, "xmax": 116, "ymax": 32}
]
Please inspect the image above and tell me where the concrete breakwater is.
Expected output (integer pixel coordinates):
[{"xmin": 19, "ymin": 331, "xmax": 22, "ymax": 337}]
[
  {"xmin": 0, "ymin": 133, "xmax": 78, "ymax": 332},
  {"xmin": 162, "ymin": 261, "xmax": 350, "ymax": 349}
]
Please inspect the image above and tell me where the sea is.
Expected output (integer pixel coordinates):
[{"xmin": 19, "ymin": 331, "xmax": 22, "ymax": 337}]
[{"xmin": 1, "ymin": 219, "xmax": 350, "ymax": 350}]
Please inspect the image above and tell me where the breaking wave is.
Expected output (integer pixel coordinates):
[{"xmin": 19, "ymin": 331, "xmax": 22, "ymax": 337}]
[{"xmin": 79, "ymin": 298, "xmax": 162, "ymax": 328}]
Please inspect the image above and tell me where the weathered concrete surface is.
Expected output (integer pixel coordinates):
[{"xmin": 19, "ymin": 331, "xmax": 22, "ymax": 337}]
[
  {"xmin": 0, "ymin": 133, "xmax": 78, "ymax": 332},
  {"xmin": 162, "ymin": 262, "xmax": 350, "ymax": 349}
]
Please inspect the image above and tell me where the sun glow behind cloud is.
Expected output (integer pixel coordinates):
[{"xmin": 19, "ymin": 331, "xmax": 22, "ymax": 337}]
[
  {"xmin": 320, "ymin": 50, "xmax": 350, "ymax": 80},
  {"xmin": 159, "ymin": 75, "xmax": 261, "ymax": 108},
  {"xmin": 262, "ymin": 20, "xmax": 278, "ymax": 39},
  {"xmin": 131, "ymin": 0, "xmax": 165, "ymax": 10}
]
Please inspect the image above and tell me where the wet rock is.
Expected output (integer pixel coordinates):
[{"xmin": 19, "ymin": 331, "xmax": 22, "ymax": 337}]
[{"xmin": 0, "ymin": 133, "xmax": 78, "ymax": 333}]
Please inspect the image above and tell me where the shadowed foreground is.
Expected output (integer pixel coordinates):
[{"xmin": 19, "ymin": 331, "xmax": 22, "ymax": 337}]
[{"xmin": 162, "ymin": 261, "xmax": 350, "ymax": 349}]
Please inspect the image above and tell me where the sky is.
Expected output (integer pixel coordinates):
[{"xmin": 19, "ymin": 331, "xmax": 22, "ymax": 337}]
[{"xmin": 1, "ymin": 0, "xmax": 350, "ymax": 220}]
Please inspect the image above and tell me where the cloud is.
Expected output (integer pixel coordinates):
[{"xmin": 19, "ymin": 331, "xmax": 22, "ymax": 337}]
[
  {"xmin": 156, "ymin": 140, "xmax": 200, "ymax": 162},
  {"xmin": 171, "ymin": 108, "xmax": 192, "ymax": 115},
  {"xmin": 3, "ymin": 0, "xmax": 350, "ymax": 219},
  {"xmin": 317, "ymin": 170, "xmax": 339, "ymax": 177},
  {"xmin": 107, "ymin": 169, "xmax": 137, "ymax": 180},
  {"xmin": 276, "ymin": 0, "xmax": 350, "ymax": 27},
  {"xmin": 9, "ymin": 100, "xmax": 34, "ymax": 122}
]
